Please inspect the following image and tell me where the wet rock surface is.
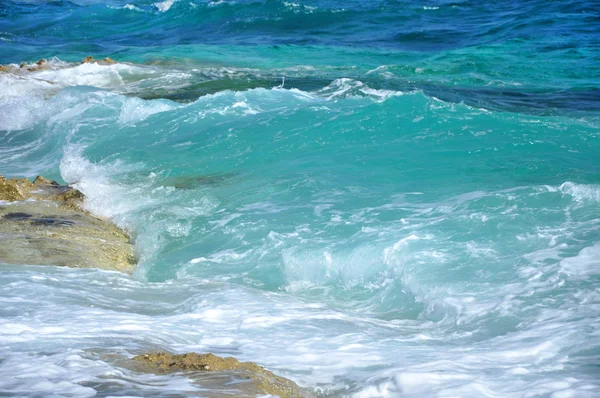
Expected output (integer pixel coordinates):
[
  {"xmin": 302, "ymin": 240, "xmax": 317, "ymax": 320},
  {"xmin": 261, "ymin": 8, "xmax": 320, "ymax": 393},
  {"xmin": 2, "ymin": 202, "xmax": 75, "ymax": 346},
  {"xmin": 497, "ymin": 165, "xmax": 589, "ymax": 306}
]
[
  {"xmin": 81, "ymin": 56, "xmax": 116, "ymax": 65},
  {"xmin": 133, "ymin": 352, "xmax": 306, "ymax": 398},
  {"xmin": 0, "ymin": 175, "xmax": 136, "ymax": 273}
]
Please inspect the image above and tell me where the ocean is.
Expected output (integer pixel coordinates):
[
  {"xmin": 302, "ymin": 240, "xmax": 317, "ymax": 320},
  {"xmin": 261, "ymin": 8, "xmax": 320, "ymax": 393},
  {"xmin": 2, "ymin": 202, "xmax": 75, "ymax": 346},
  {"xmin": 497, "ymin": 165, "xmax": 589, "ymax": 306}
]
[{"xmin": 1, "ymin": 0, "xmax": 599, "ymax": 396}]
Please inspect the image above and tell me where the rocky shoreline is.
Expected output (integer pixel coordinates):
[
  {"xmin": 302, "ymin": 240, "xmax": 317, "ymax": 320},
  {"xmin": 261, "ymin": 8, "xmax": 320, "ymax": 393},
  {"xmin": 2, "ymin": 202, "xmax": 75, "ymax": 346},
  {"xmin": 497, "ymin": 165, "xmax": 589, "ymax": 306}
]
[
  {"xmin": 0, "ymin": 55, "xmax": 116, "ymax": 74},
  {"xmin": 0, "ymin": 174, "xmax": 306, "ymax": 397},
  {"xmin": 0, "ymin": 175, "xmax": 136, "ymax": 273}
]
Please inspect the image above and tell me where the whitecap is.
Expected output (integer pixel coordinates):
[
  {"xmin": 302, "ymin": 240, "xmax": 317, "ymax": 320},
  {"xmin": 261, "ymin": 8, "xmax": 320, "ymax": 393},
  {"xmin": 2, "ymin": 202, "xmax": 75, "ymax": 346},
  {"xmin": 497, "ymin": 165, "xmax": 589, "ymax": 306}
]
[{"xmin": 153, "ymin": 0, "xmax": 176, "ymax": 12}]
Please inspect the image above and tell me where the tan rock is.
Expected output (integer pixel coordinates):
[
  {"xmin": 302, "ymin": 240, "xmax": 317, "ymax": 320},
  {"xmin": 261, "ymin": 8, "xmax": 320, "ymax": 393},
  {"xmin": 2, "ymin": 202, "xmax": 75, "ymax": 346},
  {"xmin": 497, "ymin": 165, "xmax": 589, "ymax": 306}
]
[
  {"xmin": 100, "ymin": 57, "xmax": 116, "ymax": 65},
  {"xmin": 33, "ymin": 175, "xmax": 58, "ymax": 185},
  {"xmin": 25, "ymin": 59, "xmax": 48, "ymax": 72},
  {"xmin": 133, "ymin": 352, "xmax": 306, "ymax": 398},
  {"xmin": 0, "ymin": 174, "xmax": 136, "ymax": 274},
  {"xmin": 81, "ymin": 56, "xmax": 117, "ymax": 65},
  {"xmin": 0, "ymin": 176, "xmax": 25, "ymax": 201},
  {"xmin": 0, "ymin": 65, "xmax": 7, "ymax": 73}
]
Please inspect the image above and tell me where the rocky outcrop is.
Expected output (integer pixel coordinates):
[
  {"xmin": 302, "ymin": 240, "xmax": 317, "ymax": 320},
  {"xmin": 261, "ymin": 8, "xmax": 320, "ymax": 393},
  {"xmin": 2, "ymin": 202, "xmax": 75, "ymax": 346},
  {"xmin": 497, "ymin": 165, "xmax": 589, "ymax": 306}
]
[
  {"xmin": 102, "ymin": 57, "xmax": 116, "ymax": 65},
  {"xmin": 133, "ymin": 352, "xmax": 306, "ymax": 398},
  {"xmin": 0, "ymin": 56, "xmax": 118, "ymax": 74},
  {"xmin": 26, "ymin": 58, "xmax": 48, "ymax": 71},
  {"xmin": 81, "ymin": 56, "xmax": 116, "ymax": 65},
  {"xmin": 11, "ymin": 59, "xmax": 49, "ymax": 72},
  {"xmin": 0, "ymin": 59, "xmax": 49, "ymax": 73},
  {"xmin": 0, "ymin": 175, "xmax": 136, "ymax": 273}
]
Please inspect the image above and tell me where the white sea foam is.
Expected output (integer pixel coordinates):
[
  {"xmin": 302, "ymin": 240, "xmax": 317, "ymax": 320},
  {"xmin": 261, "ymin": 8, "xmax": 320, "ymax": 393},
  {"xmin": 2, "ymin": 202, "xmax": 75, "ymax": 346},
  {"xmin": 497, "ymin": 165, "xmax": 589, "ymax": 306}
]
[
  {"xmin": 283, "ymin": 2, "xmax": 317, "ymax": 13},
  {"xmin": 107, "ymin": 3, "xmax": 145, "ymax": 12},
  {"xmin": 559, "ymin": 242, "xmax": 600, "ymax": 278},
  {"xmin": 318, "ymin": 78, "xmax": 405, "ymax": 102},
  {"xmin": 2, "ymin": 259, "xmax": 598, "ymax": 397},
  {"xmin": 33, "ymin": 61, "xmax": 160, "ymax": 91},
  {"xmin": 153, "ymin": 0, "xmax": 176, "ymax": 12},
  {"xmin": 559, "ymin": 181, "xmax": 600, "ymax": 203},
  {"xmin": 0, "ymin": 72, "xmax": 57, "ymax": 100},
  {"xmin": 0, "ymin": 58, "xmax": 198, "ymax": 105},
  {"xmin": 0, "ymin": 95, "xmax": 49, "ymax": 131},
  {"xmin": 118, "ymin": 97, "xmax": 177, "ymax": 125}
]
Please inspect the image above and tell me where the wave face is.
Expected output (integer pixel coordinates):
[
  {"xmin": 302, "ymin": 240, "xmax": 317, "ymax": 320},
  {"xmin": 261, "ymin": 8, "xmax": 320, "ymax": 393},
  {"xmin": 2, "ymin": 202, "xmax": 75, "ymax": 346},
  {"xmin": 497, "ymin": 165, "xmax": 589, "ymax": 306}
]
[{"xmin": 1, "ymin": 1, "xmax": 600, "ymax": 397}]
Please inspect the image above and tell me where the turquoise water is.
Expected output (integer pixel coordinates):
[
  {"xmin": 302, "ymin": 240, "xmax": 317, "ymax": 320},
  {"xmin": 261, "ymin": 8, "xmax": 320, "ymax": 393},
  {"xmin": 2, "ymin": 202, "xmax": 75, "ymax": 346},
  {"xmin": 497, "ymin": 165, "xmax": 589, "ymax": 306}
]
[{"xmin": 1, "ymin": 0, "xmax": 600, "ymax": 396}]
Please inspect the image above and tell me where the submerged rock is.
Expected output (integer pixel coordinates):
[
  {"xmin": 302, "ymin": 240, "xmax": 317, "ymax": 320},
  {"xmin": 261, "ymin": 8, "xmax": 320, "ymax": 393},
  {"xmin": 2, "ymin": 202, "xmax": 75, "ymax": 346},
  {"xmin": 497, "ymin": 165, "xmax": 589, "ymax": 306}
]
[
  {"xmin": 163, "ymin": 172, "xmax": 237, "ymax": 189},
  {"xmin": 26, "ymin": 59, "xmax": 48, "ymax": 71},
  {"xmin": 0, "ymin": 59, "xmax": 49, "ymax": 74},
  {"xmin": 133, "ymin": 352, "xmax": 306, "ymax": 398},
  {"xmin": 0, "ymin": 175, "xmax": 136, "ymax": 273}
]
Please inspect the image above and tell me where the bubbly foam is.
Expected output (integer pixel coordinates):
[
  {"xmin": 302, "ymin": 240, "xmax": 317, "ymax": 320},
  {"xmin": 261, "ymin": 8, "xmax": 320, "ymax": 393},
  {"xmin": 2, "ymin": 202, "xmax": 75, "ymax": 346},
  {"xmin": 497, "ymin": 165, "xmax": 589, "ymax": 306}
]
[
  {"xmin": 559, "ymin": 181, "xmax": 600, "ymax": 203},
  {"xmin": 317, "ymin": 78, "xmax": 405, "ymax": 102},
  {"xmin": 153, "ymin": 0, "xmax": 177, "ymax": 13}
]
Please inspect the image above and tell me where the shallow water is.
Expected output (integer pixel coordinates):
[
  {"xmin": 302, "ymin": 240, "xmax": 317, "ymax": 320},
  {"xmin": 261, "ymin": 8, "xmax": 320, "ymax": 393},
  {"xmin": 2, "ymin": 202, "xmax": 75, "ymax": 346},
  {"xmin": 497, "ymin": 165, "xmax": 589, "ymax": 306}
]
[{"xmin": 1, "ymin": 0, "xmax": 600, "ymax": 397}]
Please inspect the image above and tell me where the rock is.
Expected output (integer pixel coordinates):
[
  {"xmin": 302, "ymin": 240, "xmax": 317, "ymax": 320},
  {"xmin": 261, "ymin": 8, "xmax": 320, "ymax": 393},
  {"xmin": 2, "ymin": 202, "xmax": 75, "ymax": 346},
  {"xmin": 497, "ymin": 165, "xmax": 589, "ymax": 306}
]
[
  {"xmin": 133, "ymin": 352, "xmax": 306, "ymax": 398},
  {"xmin": 0, "ymin": 175, "xmax": 136, "ymax": 274},
  {"xmin": 81, "ymin": 56, "xmax": 117, "ymax": 65},
  {"xmin": 100, "ymin": 57, "xmax": 116, "ymax": 65},
  {"xmin": 0, "ymin": 65, "xmax": 7, "ymax": 73},
  {"xmin": 26, "ymin": 59, "xmax": 48, "ymax": 72},
  {"xmin": 21, "ymin": 59, "xmax": 49, "ymax": 71},
  {"xmin": 0, "ymin": 176, "xmax": 25, "ymax": 201},
  {"xmin": 33, "ymin": 175, "xmax": 58, "ymax": 185}
]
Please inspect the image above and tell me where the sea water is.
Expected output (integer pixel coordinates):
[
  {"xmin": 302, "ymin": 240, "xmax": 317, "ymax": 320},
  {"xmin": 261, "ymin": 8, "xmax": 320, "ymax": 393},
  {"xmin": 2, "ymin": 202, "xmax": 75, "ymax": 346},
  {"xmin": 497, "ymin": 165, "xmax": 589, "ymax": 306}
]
[{"xmin": 1, "ymin": 0, "xmax": 599, "ymax": 396}]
